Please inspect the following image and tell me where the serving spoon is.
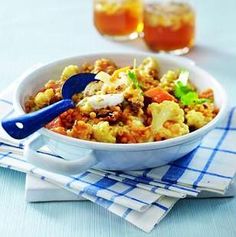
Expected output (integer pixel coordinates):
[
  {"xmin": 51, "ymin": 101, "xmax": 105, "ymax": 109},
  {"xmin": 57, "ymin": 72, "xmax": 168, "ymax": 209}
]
[{"xmin": 1, "ymin": 73, "xmax": 97, "ymax": 139}]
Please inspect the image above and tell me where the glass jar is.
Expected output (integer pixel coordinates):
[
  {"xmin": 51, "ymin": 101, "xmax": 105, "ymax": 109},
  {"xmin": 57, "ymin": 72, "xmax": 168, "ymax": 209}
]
[
  {"xmin": 143, "ymin": 1, "xmax": 195, "ymax": 55},
  {"xmin": 93, "ymin": 0, "xmax": 143, "ymax": 40}
]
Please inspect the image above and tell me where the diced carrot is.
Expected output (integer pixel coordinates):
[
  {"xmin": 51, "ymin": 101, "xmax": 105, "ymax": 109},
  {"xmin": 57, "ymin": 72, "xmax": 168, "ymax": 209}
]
[{"xmin": 144, "ymin": 87, "xmax": 176, "ymax": 103}]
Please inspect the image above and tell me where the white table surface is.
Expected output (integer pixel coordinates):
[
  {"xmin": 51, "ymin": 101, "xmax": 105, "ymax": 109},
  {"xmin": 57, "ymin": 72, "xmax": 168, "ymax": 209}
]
[{"xmin": 0, "ymin": 0, "xmax": 236, "ymax": 236}]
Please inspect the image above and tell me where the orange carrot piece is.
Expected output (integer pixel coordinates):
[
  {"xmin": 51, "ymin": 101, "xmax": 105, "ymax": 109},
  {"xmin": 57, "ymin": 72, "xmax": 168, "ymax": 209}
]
[{"xmin": 144, "ymin": 87, "xmax": 176, "ymax": 103}]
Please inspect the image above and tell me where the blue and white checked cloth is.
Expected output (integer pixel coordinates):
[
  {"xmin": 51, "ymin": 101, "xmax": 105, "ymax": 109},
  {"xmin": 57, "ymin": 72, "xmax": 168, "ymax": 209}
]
[{"xmin": 0, "ymin": 74, "xmax": 236, "ymax": 232}]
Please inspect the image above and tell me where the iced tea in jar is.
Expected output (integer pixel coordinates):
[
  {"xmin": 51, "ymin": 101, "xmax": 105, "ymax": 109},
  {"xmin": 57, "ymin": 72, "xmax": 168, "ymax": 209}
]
[
  {"xmin": 143, "ymin": 1, "xmax": 195, "ymax": 54},
  {"xmin": 93, "ymin": 0, "xmax": 143, "ymax": 40}
]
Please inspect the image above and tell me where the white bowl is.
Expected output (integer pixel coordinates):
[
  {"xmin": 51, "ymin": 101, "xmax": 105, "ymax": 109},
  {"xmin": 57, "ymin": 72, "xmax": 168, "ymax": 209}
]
[{"xmin": 14, "ymin": 53, "xmax": 228, "ymax": 175}]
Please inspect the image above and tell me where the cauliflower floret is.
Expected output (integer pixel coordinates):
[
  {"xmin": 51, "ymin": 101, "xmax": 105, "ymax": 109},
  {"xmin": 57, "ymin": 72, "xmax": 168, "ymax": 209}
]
[
  {"xmin": 148, "ymin": 101, "xmax": 189, "ymax": 140},
  {"xmin": 156, "ymin": 121, "xmax": 190, "ymax": 140},
  {"xmin": 92, "ymin": 121, "xmax": 116, "ymax": 143},
  {"xmin": 95, "ymin": 70, "xmax": 129, "ymax": 94},
  {"xmin": 34, "ymin": 88, "xmax": 54, "ymax": 108},
  {"xmin": 127, "ymin": 116, "xmax": 144, "ymax": 128},
  {"xmin": 60, "ymin": 65, "xmax": 80, "ymax": 81},
  {"xmin": 185, "ymin": 102, "xmax": 218, "ymax": 127},
  {"xmin": 159, "ymin": 70, "xmax": 179, "ymax": 93},
  {"xmin": 186, "ymin": 110, "xmax": 209, "ymax": 129},
  {"xmin": 136, "ymin": 57, "xmax": 159, "ymax": 90},
  {"xmin": 138, "ymin": 57, "xmax": 159, "ymax": 77}
]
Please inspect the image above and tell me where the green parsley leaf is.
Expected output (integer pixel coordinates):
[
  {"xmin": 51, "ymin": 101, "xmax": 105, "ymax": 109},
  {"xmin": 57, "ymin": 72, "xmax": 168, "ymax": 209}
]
[
  {"xmin": 174, "ymin": 72, "xmax": 209, "ymax": 106},
  {"xmin": 180, "ymin": 91, "xmax": 198, "ymax": 105},
  {"xmin": 174, "ymin": 81, "xmax": 192, "ymax": 98}
]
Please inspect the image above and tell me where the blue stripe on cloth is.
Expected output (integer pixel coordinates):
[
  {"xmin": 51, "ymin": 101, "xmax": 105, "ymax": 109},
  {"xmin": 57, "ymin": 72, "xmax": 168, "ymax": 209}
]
[
  {"xmin": 122, "ymin": 178, "xmax": 140, "ymax": 187},
  {"xmin": 134, "ymin": 176, "xmax": 154, "ymax": 184},
  {"xmin": 122, "ymin": 208, "xmax": 132, "ymax": 218},
  {"xmin": 153, "ymin": 203, "xmax": 168, "ymax": 211},
  {"xmin": 115, "ymin": 172, "xmax": 199, "ymax": 194},
  {"xmin": 0, "ymin": 99, "xmax": 13, "ymax": 105},
  {"xmin": 73, "ymin": 175, "xmax": 150, "ymax": 205},
  {"xmin": 193, "ymin": 107, "xmax": 236, "ymax": 188},
  {"xmin": 154, "ymin": 177, "xmax": 197, "ymax": 193},
  {"xmin": 170, "ymin": 164, "xmax": 232, "ymax": 179},
  {"xmin": 82, "ymin": 177, "xmax": 117, "ymax": 196},
  {"xmin": 161, "ymin": 149, "xmax": 198, "ymax": 184},
  {"xmin": 66, "ymin": 171, "xmax": 90, "ymax": 187},
  {"xmin": 112, "ymin": 171, "xmax": 199, "ymax": 194},
  {"xmin": 200, "ymin": 146, "xmax": 236, "ymax": 155},
  {"xmin": 110, "ymin": 186, "xmax": 134, "ymax": 202},
  {"xmin": 215, "ymin": 127, "xmax": 236, "ymax": 131}
]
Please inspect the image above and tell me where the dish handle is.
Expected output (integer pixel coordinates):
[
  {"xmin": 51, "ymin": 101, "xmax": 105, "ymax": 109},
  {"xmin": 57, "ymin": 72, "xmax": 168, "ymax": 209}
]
[{"xmin": 24, "ymin": 134, "xmax": 97, "ymax": 175}]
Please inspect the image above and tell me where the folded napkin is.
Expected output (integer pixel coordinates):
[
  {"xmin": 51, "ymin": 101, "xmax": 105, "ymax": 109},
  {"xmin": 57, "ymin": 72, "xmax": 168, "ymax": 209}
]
[{"xmin": 1, "ymin": 72, "xmax": 236, "ymax": 232}]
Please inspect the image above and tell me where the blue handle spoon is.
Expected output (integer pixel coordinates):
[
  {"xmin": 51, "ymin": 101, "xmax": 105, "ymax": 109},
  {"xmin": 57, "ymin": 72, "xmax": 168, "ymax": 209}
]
[{"xmin": 1, "ymin": 73, "xmax": 97, "ymax": 139}]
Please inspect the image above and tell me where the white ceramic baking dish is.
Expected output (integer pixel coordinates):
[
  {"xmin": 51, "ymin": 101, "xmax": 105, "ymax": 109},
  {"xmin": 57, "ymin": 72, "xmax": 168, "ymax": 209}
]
[{"xmin": 13, "ymin": 53, "xmax": 228, "ymax": 175}]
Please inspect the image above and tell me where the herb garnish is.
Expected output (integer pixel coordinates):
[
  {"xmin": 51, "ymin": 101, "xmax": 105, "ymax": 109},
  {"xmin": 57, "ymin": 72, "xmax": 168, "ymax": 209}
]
[{"xmin": 174, "ymin": 71, "xmax": 209, "ymax": 105}]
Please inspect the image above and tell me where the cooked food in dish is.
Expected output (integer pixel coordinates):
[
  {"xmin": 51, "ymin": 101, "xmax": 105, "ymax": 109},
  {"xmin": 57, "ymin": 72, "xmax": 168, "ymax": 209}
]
[{"xmin": 25, "ymin": 57, "xmax": 218, "ymax": 143}]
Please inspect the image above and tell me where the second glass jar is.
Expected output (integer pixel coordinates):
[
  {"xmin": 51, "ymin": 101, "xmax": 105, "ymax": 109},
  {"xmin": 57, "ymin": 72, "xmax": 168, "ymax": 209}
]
[{"xmin": 143, "ymin": 1, "xmax": 196, "ymax": 55}]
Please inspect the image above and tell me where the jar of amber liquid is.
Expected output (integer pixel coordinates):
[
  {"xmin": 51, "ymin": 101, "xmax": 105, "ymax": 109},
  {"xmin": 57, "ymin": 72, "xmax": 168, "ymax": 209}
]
[
  {"xmin": 93, "ymin": 0, "xmax": 143, "ymax": 40},
  {"xmin": 143, "ymin": 1, "xmax": 195, "ymax": 55}
]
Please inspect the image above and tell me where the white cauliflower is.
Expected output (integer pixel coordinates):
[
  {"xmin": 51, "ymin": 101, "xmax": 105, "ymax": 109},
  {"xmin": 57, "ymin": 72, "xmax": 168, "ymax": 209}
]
[
  {"xmin": 92, "ymin": 121, "xmax": 116, "ymax": 143},
  {"xmin": 138, "ymin": 57, "xmax": 159, "ymax": 77},
  {"xmin": 186, "ymin": 110, "xmax": 209, "ymax": 129},
  {"xmin": 148, "ymin": 101, "xmax": 189, "ymax": 140},
  {"xmin": 127, "ymin": 116, "xmax": 144, "ymax": 128},
  {"xmin": 95, "ymin": 68, "xmax": 129, "ymax": 94},
  {"xmin": 159, "ymin": 70, "xmax": 179, "ymax": 92},
  {"xmin": 136, "ymin": 57, "xmax": 159, "ymax": 90}
]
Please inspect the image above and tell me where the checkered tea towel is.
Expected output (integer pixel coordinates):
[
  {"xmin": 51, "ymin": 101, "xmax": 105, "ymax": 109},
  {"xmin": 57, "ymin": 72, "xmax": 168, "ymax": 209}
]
[{"xmin": 0, "ymin": 70, "xmax": 236, "ymax": 232}]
